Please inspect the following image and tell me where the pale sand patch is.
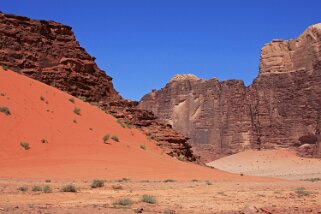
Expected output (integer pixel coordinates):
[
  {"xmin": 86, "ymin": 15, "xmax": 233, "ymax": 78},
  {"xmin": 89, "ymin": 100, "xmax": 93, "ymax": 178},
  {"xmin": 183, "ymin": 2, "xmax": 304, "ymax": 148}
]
[{"xmin": 207, "ymin": 149, "xmax": 321, "ymax": 180}]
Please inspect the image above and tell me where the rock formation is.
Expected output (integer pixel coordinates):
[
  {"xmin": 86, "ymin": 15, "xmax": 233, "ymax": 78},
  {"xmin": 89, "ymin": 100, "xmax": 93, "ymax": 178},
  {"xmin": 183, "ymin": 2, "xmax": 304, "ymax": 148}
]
[
  {"xmin": 0, "ymin": 12, "xmax": 196, "ymax": 161},
  {"xmin": 139, "ymin": 24, "xmax": 321, "ymax": 161}
]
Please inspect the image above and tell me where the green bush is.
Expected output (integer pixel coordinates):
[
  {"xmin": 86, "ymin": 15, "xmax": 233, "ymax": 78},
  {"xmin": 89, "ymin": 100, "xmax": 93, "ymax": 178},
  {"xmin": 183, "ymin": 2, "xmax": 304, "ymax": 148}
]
[
  {"xmin": 32, "ymin": 186, "xmax": 42, "ymax": 192},
  {"xmin": 295, "ymin": 187, "xmax": 312, "ymax": 197},
  {"xmin": 78, "ymin": 96, "xmax": 86, "ymax": 101},
  {"xmin": 61, "ymin": 185, "xmax": 77, "ymax": 192},
  {"xmin": 142, "ymin": 194, "xmax": 156, "ymax": 204},
  {"xmin": 91, "ymin": 179, "xmax": 105, "ymax": 188},
  {"xmin": 43, "ymin": 185, "xmax": 52, "ymax": 193},
  {"xmin": 113, "ymin": 198, "xmax": 133, "ymax": 207},
  {"xmin": 2, "ymin": 65, "xmax": 8, "ymax": 71},
  {"xmin": 73, "ymin": 107, "xmax": 81, "ymax": 115},
  {"xmin": 69, "ymin": 98, "xmax": 75, "ymax": 103},
  {"xmin": 111, "ymin": 135, "xmax": 119, "ymax": 142},
  {"xmin": 0, "ymin": 106, "xmax": 11, "ymax": 115},
  {"xmin": 20, "ymin": 142, "xmax": 30, "ymax": 150},
  {"xmin": 17, "ymin": 186, "xmax": 28, "ymax": 192},
  {"xmin": 103, "ymin": 134, "xmax": 110, "ymax": 144}
]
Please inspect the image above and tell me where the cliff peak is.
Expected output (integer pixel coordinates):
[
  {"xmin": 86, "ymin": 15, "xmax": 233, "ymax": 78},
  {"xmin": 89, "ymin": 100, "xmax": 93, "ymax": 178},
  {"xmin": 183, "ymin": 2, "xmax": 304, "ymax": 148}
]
[{"xmin": 170, "ymin": 74, "xmax": 201, "ymax": 82}]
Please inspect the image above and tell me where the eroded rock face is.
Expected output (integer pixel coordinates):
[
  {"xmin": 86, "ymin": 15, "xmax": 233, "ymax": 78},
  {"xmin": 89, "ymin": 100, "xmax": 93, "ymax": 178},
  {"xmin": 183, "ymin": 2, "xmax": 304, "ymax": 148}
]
[
  {"xmin": 0, "ymin": 12, "xmax": 197, "ymax": 162},
  {"xmin": 139, "ymin": 24, "xmax": 321, "ymax": 161},
  {"xmin": 0, "ymin": 12, "xmax": 120, "ymax": 102}
]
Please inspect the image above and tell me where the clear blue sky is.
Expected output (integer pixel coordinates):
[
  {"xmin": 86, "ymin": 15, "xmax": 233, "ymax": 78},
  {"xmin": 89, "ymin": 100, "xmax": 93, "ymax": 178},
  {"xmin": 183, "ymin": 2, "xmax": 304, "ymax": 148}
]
[{"xmin": 2, "ymin": 0, "xmax": 321, "ymax": 100}]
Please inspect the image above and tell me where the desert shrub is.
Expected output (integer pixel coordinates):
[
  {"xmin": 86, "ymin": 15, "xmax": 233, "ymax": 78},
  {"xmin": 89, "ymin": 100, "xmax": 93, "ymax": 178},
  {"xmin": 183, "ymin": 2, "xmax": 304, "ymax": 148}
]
[
  {"xmin": 142, "ymin": 194, "xmax": 156, "ymax": 204},
  {"xmin": 40, "ymin": 96, "xmax": 45, "ymax": 101},
  {"xmin": 113, "ymin": 198, "xmax": 133, "ymax": 207},
  {"xmin": 103, "ymin": 134, "xmax": 110, "ymax": 144},
  {"xmin": 206, "ymin": 180, "xmax": 213, "ymax": 185},
  {"xmin": 117, "ymin": 119, "xmax": 126, "ymax": 128},
  {"xmin": 177, "ymin": 154, "xmax": 185, "ymax": 161},
  {"xmin": 295, "ymin": 187, "xmax": 312, "ymax": 197},
  {"xmin": 240, "ymin": 173, "xmax": 244, "ymax": 176},
  {"xmin": 116, "ymin": 178, "xmax": 130, "ymax": 182},
  {"xmin": 45, "ymin": 179, "xmax": 51, "ymax": 183},
  {"xmin": 91, "ymin": 179, "xmax": 105, "ymax": 188},
  {"xmin": 163, "ymin": 209, "xmax": 175, "ymax": 214},
  {"xmin": 73, "ymin": 107, "xmax": 81, "ymax": 115},
  {"xmin": 111, "ymin": 135, "xmax": 119, "ymax": 142},
  {"xmin": 17, "ymin": 186, "xmax": 28, "ymax": 192},
  {"xmin": 163, "ymin": 179, "xmax": 176, "ymax": 183},
  {"xmin": 2, "ymin": 65, "xmax": 8, "ymax": 71},
  {"xmin": 32, "ymin": 186, "xmax": 42, "ymax": 192},
  {"xmin": 303, "ymin": 178, "xmax": 321, "ymax": 182},
  {"xmin": 20, "ymin": 142, "xmax": 30, "ymax": 150},
  {"xmin": 0, "ymin": 106, "xmax": 11, "ymax": 115},
  {"xmin": 140, "ymin": 144, "xmax": 146, "ymax": 150},
  {"xmin": 61, "ymin": 185, "xmax": 77, "ymax": 192},
  {"xmin": 112, "ymin": 185, "xmax": 123, "ymax": 190},
  {"xmin": 78, "ymin": 96, "xmax": 86, "ymax": 101},
  {"xmin": 69, "ymin": 98, "xmax": 75, "ymax": 103},
  {"xmin": 41, "ymin": 139, "xmax": 48, "ymax": 144},
  {"xmin": 73, "ymin": 119, "xmax": 77, "ymax": 123},
  {"xmin": 43, "ymin": 185, "xmax": 52, "ymax": 193}
]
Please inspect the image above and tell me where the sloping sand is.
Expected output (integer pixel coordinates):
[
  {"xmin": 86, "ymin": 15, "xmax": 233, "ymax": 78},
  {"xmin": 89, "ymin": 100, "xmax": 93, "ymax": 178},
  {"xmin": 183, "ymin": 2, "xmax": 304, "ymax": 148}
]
[
  {"xmin": 0, "ymin": 68, "xmax": 272, "ymax": 181},
  {"xmin": 207, "ymin": 149, "xmax": 321, "ymax": 179}
]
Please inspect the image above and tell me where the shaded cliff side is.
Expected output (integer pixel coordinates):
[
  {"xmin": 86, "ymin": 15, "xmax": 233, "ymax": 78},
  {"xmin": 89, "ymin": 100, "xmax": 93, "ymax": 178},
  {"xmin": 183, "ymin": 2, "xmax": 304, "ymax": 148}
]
[
  {"xmin": 0, "ymin": 12, "xmax": 196, "ymax": 162},
  {"xmin": 139, "ymin": 24, "xmax": 321, "ymax": 161}
]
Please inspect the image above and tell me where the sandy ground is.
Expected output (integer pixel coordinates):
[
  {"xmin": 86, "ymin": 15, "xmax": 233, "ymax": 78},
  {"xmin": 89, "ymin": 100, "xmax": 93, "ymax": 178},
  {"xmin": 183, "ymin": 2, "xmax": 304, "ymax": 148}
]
[
  {"xmin": 0, "ymin": 68, "xmax": 273, "ymax": 182},
  {"xmin": 0, "ymin": 178, "xmax": 321, "ymax": 213},
  {"xmin": 1, "ymin": 68, "xmax": 321, "ymax": 213},
  {"xmin": 207, "ymin": 149, "xmax": 321, "ymax": 180}
]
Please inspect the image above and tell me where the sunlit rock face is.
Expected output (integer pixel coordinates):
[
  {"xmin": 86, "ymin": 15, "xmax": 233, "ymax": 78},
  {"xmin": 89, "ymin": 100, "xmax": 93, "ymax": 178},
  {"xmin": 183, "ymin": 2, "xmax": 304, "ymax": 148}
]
[{"xmin": 139, "ymin": 24, "xmax": 321, "ymax": 161}]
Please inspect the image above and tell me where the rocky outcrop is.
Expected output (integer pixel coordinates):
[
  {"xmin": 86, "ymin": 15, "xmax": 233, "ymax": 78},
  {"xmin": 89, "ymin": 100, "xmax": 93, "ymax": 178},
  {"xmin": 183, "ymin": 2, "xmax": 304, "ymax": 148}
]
[
  {"xmin": 0, "ymin": 12, "xmax": 196, "ymax": 162},
  {"xmin": 139, "ymin": 24, "xmax": 321, "ymax": 161},
  {"xmin": 0, "ymin": 12, "xmax": 120, "ymax": 102}
]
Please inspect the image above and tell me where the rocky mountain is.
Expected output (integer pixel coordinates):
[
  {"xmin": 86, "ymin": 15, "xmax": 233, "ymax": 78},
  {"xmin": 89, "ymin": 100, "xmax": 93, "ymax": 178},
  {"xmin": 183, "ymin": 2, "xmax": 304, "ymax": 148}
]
[
  {"xmin": 139, "ymin": 24, "xmax": 321, "ymax": 161},
  {"xmin": 0, "ymin": 12, "xmax": 196, "ymax": 161}
]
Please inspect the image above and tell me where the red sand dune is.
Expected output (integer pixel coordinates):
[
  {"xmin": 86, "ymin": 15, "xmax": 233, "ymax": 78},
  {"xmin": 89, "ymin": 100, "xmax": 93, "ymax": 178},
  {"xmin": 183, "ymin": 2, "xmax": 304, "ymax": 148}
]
[{"xmin": 0, "ymin": 68, "xmax": 274, "ymax": 181}]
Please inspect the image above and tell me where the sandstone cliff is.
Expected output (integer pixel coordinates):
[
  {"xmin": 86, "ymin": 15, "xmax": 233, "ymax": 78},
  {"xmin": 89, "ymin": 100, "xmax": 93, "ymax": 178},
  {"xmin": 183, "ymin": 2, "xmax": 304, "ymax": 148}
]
[
  {"xmin": 0, "ymin": 12, "xmax": 196, "ymax": 161},
  {"xmin": 139, "ymin": 24, "xmax": 321, "ymax": 161}
]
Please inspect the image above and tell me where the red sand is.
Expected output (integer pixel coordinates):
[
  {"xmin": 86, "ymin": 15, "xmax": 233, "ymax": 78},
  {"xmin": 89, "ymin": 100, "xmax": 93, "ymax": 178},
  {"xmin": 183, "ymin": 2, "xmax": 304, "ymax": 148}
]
[{"xmin": 0, "ymin": 68, "xmax": 274, "ymax": 181}]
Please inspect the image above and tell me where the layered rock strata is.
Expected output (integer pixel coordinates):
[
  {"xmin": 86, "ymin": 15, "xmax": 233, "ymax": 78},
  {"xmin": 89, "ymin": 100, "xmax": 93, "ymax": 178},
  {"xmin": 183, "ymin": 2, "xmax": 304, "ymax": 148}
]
[{"xmin": 139, "ymin": 24, "xmax": 321, "ymax": 161}]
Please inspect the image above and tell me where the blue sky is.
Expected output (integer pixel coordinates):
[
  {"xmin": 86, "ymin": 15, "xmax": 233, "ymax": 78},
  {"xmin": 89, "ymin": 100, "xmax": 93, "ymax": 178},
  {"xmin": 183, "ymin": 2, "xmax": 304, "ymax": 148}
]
[{"xmin": 1, "ymin": 0, "xmax": 321, "ymax": 100}]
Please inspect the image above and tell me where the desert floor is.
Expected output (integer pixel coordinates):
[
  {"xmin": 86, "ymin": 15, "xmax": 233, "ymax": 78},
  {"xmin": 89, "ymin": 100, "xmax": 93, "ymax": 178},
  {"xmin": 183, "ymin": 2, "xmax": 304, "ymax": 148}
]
[
  {"xmin": 0, "ymin": 178, "xmax": 321, "ymax": 214},
  {"xmin": 207, "ymin": 149, "xmax": 321, "ymax": 180}
]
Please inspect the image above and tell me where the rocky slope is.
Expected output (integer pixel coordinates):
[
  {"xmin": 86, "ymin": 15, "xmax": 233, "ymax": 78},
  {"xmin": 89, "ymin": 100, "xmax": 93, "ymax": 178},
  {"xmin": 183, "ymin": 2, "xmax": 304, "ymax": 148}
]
[
  {"xmin": 139, "ymin": 24, "xmax": 321, "ymax": 161},
  {"xmin": 0, "ymin": 12, "xmax": 196, "ymax": 161}
]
